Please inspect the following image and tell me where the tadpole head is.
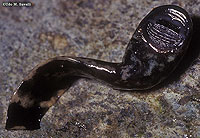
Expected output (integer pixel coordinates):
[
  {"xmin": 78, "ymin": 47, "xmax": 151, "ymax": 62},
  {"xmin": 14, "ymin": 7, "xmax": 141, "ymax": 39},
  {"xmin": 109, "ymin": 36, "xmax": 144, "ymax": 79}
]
[
  {"xmin": 121, "ymin": 5, "xmax": 193, "ymax": 90},
  {"xmin": 138, "ymin": 5, "xmax": 193, "ymax": 53}
]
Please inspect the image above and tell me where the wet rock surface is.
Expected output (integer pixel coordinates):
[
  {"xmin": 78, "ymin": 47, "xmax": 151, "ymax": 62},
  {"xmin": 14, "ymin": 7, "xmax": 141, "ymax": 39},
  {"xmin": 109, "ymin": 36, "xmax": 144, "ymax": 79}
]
[{"xmin": 0, "ymin": 0, "xmax": 199, "ymax": 137}]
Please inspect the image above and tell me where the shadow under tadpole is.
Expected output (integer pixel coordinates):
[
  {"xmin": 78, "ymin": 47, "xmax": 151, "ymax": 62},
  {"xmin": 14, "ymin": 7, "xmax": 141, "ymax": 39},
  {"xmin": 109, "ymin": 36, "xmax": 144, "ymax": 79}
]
[{"xmin": 133, "ymin": 15, "xmax": 200, "ymax": 93}]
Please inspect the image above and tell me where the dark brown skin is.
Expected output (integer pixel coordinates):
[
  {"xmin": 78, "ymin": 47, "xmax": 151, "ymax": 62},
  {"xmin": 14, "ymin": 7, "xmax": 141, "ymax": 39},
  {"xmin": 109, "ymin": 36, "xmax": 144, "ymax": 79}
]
[{"xmin": 6, "ymin": 5, "xmax": 193, "ymax": 130}]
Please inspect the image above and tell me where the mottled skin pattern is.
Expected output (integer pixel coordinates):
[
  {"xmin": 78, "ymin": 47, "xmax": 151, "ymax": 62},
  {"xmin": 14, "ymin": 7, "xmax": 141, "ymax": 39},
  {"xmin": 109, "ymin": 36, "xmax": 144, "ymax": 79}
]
[{"xmin": 6, "ymin": 5, "xmax": 193, "ymax": 130}]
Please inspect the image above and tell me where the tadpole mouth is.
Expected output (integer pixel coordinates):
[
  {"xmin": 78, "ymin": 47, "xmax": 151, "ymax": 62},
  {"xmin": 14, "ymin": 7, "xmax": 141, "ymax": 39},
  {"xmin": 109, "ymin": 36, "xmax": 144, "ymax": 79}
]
[
  {"xmin": 156, "ymin": 18, "xmax": 181, "ymax": 33},
  {"xmin": 140, "ymin": 5, "xmax": 193, "ymax": 53}
]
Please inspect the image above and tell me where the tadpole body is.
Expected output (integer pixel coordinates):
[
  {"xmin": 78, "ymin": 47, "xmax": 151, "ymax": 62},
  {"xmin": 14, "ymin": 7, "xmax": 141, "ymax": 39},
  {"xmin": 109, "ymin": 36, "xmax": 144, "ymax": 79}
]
[{"xmin": 6, "ymin": 5, "xmax": 193, "ymax": 130}]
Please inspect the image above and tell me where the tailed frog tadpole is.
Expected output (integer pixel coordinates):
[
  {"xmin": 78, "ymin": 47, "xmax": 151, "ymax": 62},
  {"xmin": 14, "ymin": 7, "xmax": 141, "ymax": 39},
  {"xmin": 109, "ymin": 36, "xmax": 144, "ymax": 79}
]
[{"xmin": 6, "ymin": 5, "xmax": 193, "ymax": 130}]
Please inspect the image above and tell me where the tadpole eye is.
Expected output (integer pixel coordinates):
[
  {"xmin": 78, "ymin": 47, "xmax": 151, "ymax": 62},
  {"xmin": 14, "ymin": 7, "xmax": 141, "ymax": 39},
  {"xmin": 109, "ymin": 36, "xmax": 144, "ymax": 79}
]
[{"xmin": 140, "ymin": 5, "xmax": 193, "ymax": 53}]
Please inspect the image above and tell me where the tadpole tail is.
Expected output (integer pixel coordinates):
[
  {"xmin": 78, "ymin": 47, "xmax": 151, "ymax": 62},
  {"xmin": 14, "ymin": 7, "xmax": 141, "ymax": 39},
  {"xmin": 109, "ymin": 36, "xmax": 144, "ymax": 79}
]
[{"xmin": 5, "ymin": 56, "xmax": 119, "ymax": 130}]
